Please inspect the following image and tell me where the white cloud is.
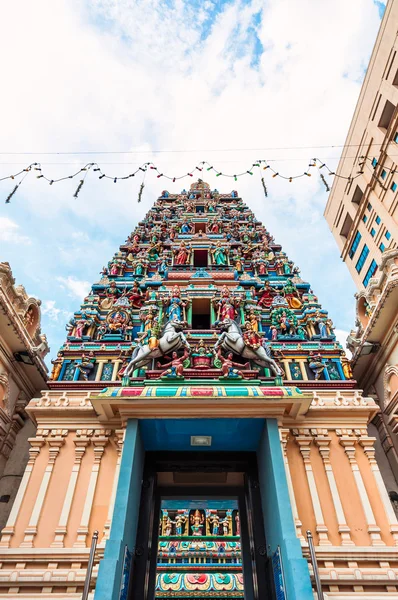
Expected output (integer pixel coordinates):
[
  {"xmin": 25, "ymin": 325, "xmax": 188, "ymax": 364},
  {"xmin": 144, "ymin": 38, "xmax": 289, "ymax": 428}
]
[
  {"xmin": 0, "ymin": 217, "xmax": 31, "ymax": 244},
  {"xmin": 57, "ymin": 276, "xmax": 91, "ymax": 300},
  {"xmin": 334, "ymin": 329, "xmax": 352, "ymax": 359},
  {"xmin": 41, "ymin": 300, "xmax": 71, "ymax": 322},
  {"xmin": 0, "ymin": 0, "xmax": 384, "ymax": 358}
]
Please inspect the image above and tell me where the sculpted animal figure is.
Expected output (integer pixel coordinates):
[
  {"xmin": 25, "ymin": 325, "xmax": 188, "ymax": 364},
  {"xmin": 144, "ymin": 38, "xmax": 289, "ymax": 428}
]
[
  {"xmin": 213, "ymin": 318, "xmax": 282, "ymax": 377},
  {"xmin": 124, "ymin": 319, "xmax": 190, "ymax": 377}
]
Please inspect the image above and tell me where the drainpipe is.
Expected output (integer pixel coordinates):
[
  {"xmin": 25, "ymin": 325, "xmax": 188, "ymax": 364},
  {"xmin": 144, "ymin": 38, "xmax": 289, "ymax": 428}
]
[{"xmin": 306, "ymin": 530, "xmax": 324, "ymax": 600}]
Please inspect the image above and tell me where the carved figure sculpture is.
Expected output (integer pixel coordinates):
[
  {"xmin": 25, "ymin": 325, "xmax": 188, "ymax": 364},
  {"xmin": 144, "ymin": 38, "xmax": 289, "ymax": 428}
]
[
  {"xmin": 157, "ymin": 348, "xmax": 190, "ymax": 379},
  {"xmin": 308, "ymin": 351, "xmax": 325, "ymax": 380},
  {"xmin": 49, "ymin": 352, "xmax": 64, "ymax": 381},
  {"xmin": 213, "ymin": 318, "xmax": 282, "ymax": 376},
  {"xmin": 123, "ymin": 318, "xmax": 190, "ymax": 377},
  {"xmin": 215, "ymin": 348, "xmax": 249, "ymax": 379}
]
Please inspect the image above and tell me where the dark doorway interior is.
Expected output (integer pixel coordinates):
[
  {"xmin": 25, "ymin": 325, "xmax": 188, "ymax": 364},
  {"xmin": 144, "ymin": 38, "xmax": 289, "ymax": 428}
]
[
  {"xmin": 128, "ymin": 452, "xmax": 274, "ymax": 600},
  {"xmin": 194, "ymin": 249, "xmax": 208, "ymax": 267},
  {"xmin": 191, "ymin": 298, "xmax": 211, "ymax": 330}
]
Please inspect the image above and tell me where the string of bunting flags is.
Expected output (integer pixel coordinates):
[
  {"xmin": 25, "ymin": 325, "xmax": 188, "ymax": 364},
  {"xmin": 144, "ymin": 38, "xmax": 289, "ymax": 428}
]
[{"xmin": 1, "ymin": 157, "xmax": 364, "ymax": 204}]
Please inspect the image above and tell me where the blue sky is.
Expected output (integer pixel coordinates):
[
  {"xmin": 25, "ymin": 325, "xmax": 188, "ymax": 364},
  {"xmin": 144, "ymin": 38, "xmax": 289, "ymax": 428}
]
[{"xmin": 0, "ymin": 0, "xmax": 385, "ymax": 366}]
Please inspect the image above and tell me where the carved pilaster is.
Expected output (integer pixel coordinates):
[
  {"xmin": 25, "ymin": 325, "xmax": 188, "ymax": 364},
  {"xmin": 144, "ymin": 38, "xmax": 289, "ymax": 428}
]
[
  {"xmin": 358, "ymin": 431, "xmax": 398, "ymax": 545},
  {"xmin": 0, "ymin": 432, "xmax": 45, "ymax": 547},
  {"xmin": 101, "ymin": 429, "xmax": 125, "ymax": 544},
  {"xmin": 338, "ymin": 430, "xmax": 384, "ymax": 546},
  {"xmin": 293, "ymin": 429, "xmax": 331, "ymax": 545},
  {"xmin": 74, "ymin": 430, "xmax": 111, "ymax": 547},
  {"xmin": 51, "ymin": 431, "xmax": 90, "ymax": 548},
  {"xmin": 20, "ymin": 430, "xmax": 67, "ymax": 548},
  {"xmin": 314, "ymin": 431, "xmax": 354, "ymax": 545}
]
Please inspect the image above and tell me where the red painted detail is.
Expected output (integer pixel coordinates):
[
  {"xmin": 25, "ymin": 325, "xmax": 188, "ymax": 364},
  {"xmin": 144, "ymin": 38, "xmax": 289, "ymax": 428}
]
[
  {"xmin": 259, "ymin": 388, "xmax": 284, "ymax": 396},
  {"xmin": 190, "ymin": 387, "xmax": 214, "ymax": 396},
  {"xmin": 120, "ymin": 388, "xmax": 144, "ymax": 396}
]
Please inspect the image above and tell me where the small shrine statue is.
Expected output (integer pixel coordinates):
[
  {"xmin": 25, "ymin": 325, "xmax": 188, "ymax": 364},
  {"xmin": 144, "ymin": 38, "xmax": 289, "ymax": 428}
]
[
  {"xmin": 75, "ymin": 352, "xmax": 96, "ymax": 381},
  {"xmin": 282, "ymin": 281, "xmax": 303, "ymax": 309},
  {"xmin": 210, "ymin": 513, "xmax": 220, "ymax": 535},
  {"xmin": 23, "ymin": 306, "xmax": 35, "ymax": 328},
  {"xmin": 74, "ymin": 317, "xmax": 91, "ymax": 339},
  {"xmin": 164, "ymin": 516, "xmax": 173, "ymax": 537},
  {"xmin": 192, "ymin": 339, "xmax": 213, "ymax": 370},
  {"xmin": 216, "ymin": 349, "xmax": 249, "ymax": 379},
  {"xmin": 258, "ymin": 281, "xmax": 277, "ymax": 309},
  {"xmin": 190, "ymin": 510, "xmax": 204, "ymax": 536},
  {"xmin": 100, "ymin": 281, "xmax": 120, "ymax": 310},
  {"xmin": 340, "ymin": 352, "xmax": 354, "ymax": 379},
  {"xmin": 210, "ymin": 241, "xmax": 228, "ymax": 266},
  {"xmin": 246, "ymin": 306, "xmax": 260, "ymax": 333},
  {"xmin": 180, "ymin": 218, "xmax": 193, "ymax": 234},
  {"xmin": 174, "ymin": 241, "xmax": 191, "ymax": 265},
  {"xmin": 128, "ymin": 280, "xmax": 144, "ymax": 309},
  {"xmin": 220, "ymin": 517, "xmax": 230, "ymax": 536},
  {"xmin": 308, "ymin": 351, "xmax": 325, "ymax": 380},
  {"xmin": 235, "ymin": 512, "xmax": 240, "ymax": 536},
  {"xmin": 243, "ymin": 321, "xmax": 262, "ymax": 350},
  {"xmin": 174, "ymin": 513, "xmax": 187, "ymax": 536},
  {"xmin": 157, "ymin": 348, "xmax": 190, "ymax": 379},
  {"xmin": 49, "ymin": 352, "xmax": 64, "ymax": 381},
  {"xmin": 137, "ymin": 311, "xmax": 161, "ymax": 351},
  {"xmin": 213, "ymin": 285, "xmax": 239, "ymax": 321},
  {"xmin": 163, "ymin": 286, "xmax": 188, "ymax": 322}
]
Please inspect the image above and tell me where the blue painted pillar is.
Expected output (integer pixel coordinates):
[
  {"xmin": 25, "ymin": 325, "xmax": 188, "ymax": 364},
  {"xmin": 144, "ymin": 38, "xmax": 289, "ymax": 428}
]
[
  {"xmin": 257, "ymin": 419, "xmax": 313, "ymax": 600},
  {"xmin": 95, "ymin": 419, "xmax": 144, "ymax": 600}
]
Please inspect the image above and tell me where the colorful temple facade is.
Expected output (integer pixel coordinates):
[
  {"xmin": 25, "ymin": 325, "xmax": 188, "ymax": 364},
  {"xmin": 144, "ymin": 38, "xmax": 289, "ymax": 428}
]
[{"xmin": 1, "ymin": 182, "xmax": 398, "ymax": 599}]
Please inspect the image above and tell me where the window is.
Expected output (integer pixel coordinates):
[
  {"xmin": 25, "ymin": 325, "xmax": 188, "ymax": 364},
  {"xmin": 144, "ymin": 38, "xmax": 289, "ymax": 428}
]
[
  {"xmin": 193, "ymin": 249, "xmax": 208, "ymax": 267},
  {"xmin": 355, "ymin": 244, "xmax": 369, "ymax": 273},
  {"xmin": 392, "ymin": 182, "xmax": 397, "ymax": 192},
  {"xmin": 395, "ymin": 132, "xmax": 398, "ymax": 143},
  {"xmin": 381, "ymin": 169, "xmax": 387, "ymax": 179},
  {"xmin": 363, "ymin": 215, "xmax": 368, "ymax": 223},
  {"xmin": 191, "ymin": 298, "xmax": 211, "ymax": 330},
  {"xmin": 349, "ymin": 231, "xmax": 362, "ymax": 259},
  {"xmin": 375, "ymin": 215, "xmax": 381, "ymax": 224},
  {"xmin": 363, "ymin": 260, "xmax": 378, "ymax": 287},
  {"xmin": 371, "ymin": 228, "xmax": 376, "ymax": 237},
  {"xmin": 367, "ymin": 202, "xmax": 372, "ymax": 211},
  {"xmin": 340, "ymin": 212, "xmax": 353, "ymax": 239},
  {"xmin": 386, "ymin": 231, "xmax": 391, "ymax": 240},
  {"xmin": 378, "ymin": 99, "xmax": 396, "ymax": 129},
  {"xmin": 380, "ymin": 242, "xmax": 385, "ymax": 252},
  {"xmin": 351, "ymin": 184, "xmax": 363, "ymax": 204},
  {"xmin": 372, "ymin": 158, "xmax": 378, "ymax": 168}
]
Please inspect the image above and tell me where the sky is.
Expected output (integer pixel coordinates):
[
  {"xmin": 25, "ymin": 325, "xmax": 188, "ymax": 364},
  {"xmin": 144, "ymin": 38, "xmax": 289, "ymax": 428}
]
[{"xmin": 0, "ymin": 0, "xmax": 385, "ymax": 367}]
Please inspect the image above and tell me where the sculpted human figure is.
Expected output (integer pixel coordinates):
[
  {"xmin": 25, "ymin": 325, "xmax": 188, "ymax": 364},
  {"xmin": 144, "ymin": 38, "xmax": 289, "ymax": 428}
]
[
  {"xmin": 174, "ymin": 241, "xmax": 191, "ymax": 265},
  {"xmin": 157, "ymin": 348, "xmax": 190, "ymax": 378},
  {"xmin": 210, "ymin": 241, "xmax": 228, "ymax": 266},
  {"xmin": 216, "ymin": 348, "xmax": 249, "ymax": 378},
  {"xmin": 49, "ymin": 352, "xmax": 64, "ymax": 381}
]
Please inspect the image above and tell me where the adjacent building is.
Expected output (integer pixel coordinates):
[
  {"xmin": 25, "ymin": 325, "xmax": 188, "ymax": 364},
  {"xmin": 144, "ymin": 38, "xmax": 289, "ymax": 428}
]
[
  {"xmin": 324, "ymin": 0, "xmax": 398, "ymax": 486},
  {"xmin": 0, "ymin": 183, "xmax": 397, "ymax": 599},
  {"xmin": 0, "ymin": 262, "xmax": 49, "ymax": 529}
]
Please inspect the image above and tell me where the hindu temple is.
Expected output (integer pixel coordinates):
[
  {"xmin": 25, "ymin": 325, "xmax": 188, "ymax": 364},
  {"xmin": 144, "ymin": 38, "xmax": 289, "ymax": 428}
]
[{"xmin": 1, "ymin": 181, "xmax": 398, "ymax": 600}]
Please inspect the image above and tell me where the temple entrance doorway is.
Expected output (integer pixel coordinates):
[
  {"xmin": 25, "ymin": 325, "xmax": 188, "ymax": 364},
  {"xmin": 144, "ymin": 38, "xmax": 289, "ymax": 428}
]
[{"xmin": 128, "ymin": 452, "xmax": 274, "ymax": 600}]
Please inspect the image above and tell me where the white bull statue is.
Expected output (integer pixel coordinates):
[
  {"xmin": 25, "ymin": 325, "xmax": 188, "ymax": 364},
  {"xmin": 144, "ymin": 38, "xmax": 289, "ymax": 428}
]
[{"xmin": 213, "ymin": 318, "xmax": 282, "ymax": 377}]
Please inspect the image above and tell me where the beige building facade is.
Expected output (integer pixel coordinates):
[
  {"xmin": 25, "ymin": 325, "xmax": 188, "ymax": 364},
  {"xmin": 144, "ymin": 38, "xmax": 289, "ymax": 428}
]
[
  {"xmin": 325, "ymin": 1, "xmax": 398, "ymax": 490},
  {"xmin": 0, "ymin": 262, "xmax": 49, "ymax": 529}
]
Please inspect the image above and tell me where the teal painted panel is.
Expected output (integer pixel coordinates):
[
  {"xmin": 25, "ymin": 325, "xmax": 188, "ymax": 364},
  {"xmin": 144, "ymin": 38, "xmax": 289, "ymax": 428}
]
[
  {"xmin": 94, "ymin": 420, "xmax": 144, "ymax": 600},
  {"xmin": 257, "ymin": 420, "xmax": 313, "ymax": 600}
]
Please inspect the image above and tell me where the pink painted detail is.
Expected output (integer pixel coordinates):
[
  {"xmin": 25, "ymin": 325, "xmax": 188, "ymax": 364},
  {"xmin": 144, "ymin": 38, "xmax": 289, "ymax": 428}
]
[
  {"xmin": 190, "ymin": 387, "xmax": 214, "ymax": 396},
  {"xmin": 259, "ymin": 388, "xmax": 284, "ymax": 396},
  {"xmin": 120, "ymin": 388, "xmax": 144, "ymax": 396}
]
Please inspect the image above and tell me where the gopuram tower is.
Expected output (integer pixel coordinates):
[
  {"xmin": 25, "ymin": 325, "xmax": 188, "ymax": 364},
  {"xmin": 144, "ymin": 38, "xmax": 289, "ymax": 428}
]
[{"xmin": 1, "ymin": 180, "xmax": 398, "ymax": 600}]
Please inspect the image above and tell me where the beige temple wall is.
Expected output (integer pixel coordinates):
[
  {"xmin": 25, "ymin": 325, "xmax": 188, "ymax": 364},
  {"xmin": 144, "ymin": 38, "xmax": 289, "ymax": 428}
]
[{"xmin": 0, "ymin": 389, "xmax": 397, "ymax": 597}]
